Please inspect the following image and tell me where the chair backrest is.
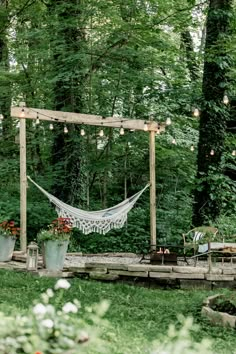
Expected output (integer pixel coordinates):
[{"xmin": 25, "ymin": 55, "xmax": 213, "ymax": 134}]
[
  {"xmin": 186, "ymin": 226, "xmax": 218, "ymax": 243},
  {"xmin": 193, "ymin": 231, "xmax": 204, "ymax": 242}
]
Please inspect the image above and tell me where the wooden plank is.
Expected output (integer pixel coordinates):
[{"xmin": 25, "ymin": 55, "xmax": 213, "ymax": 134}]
[
  {"xmin": 172, "ymin": 266, "xmax": 208, "ymax": 274},
  {"xmin": 20, "ymin": 118, "xmax": 27, "ymax": 253},
  {"xmin": 85, "ymin": 262, "xmax": 128, "ymax": 270},
  {"xmin": 128, "ymin": 264, "xmax": 172, "ymax": 272},
  {"xmin": 89, "ymin": 272, "xmax": 119, "ymax": 281},
  {"xmin": 11, "ymin": 106, "xmax": 166, "ymax": 132},
  {"xmin": 109, "ymin": 270, "xmax": 148, "ymax": 277},
  {"xmin": 205, "ymin": 274, "xmax": 234, "ymax": 281},
  {"xmin": 149, "ymin": 130, "xmax": 156, "ymax": 251},
  {"xmin": 149, "ymin": 272, "xmax": 205, "ymax": 279}
]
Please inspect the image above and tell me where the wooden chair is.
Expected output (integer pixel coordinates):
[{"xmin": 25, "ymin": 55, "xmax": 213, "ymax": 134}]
[{"xmin": 182, "ymin": 226, "xmax": 218, "ymax": 265}]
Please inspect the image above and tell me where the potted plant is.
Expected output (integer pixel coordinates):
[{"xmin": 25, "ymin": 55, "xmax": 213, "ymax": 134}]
[
  {"xmin": 0, "ymin": 220, "xmax": 20, "ymax": 262},
  {"xmin": 37, "ymin": 217, "xmax": 72, "ymax": 271}
]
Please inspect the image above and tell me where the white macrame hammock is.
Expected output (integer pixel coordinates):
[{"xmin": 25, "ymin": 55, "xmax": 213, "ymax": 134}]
[{"xmin": 27, "ymin": 176, "xmax": 149, "ymax": 235}]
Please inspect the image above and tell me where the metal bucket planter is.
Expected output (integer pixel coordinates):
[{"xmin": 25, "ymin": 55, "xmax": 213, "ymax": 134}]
[
  {"xmin": 43, "ymin": 239, "xmax": 69, "ymax": 271},
  {"xmin": 0, "ymin": 235, "xmax": 16, "ymax": 262}
]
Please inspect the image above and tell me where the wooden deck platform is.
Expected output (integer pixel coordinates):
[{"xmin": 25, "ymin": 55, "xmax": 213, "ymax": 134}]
[{"xmin": 1, "ymin": 252, "xmax": 236, "ymax": 289}]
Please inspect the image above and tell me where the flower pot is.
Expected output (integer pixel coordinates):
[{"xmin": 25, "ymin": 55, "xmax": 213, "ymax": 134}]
[
  {"xmin": 0, "ymin": 235, "xmax": 16, "ymax": 262},
  {"xmin": 43, "ymin": 239, "xmax": 69, "ymax": 271}
]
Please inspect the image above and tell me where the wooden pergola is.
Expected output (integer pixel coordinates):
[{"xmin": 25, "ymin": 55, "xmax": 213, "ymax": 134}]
[{"xmin": 11, "ymin": 105, "xmax": 167, "ymax": 253}]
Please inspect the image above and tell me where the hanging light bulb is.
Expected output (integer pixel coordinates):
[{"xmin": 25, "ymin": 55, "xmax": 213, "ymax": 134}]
[
  {"xmin": 20, "ymin": 108, "xmax": 25, "ymax": 117},
  {"xmin": 49, "ymin": 123, "xmax": 54, "ymax": 130},
  {"xmin": 193, "ymin": 108, "xmax": 200, "ymax": 117},
  {"xmin": 190, "ymin": 145, "xmax": 194, "ymax": 151},
  {"xmin": 223, "ymin": 94, "xmax": 229, "ymax": 105},
  {"xmin": 64, "ymin": 125, "xmax": 68, "ymax": 134},
  {"xmin": 99, "ymin": 128, "xmax": 104, "ymax": 137},
  {"xmin": 143, "ymin": 121, "xmax": 148, "ymax": 131},
  {"xmin": 36, "ymin": 115, "xmax": 40, "ymax": 125},
  {"xmin": 210, "ymin": 149, "xmax": 214, "ymax": 156},
  {"xmin": 172, "ymin": 138, "xmax": 176, "ymax": 145},
  {"xmin": 120, "ymin": 126, "xmax": 125, "ymax": 135},
  {"xmin": 232, "ymin": 150, "xmax": 236, "ymax": 156},
  {"xmin": 156, "ymin": 123, "xmax": 161, "ymax": 135},
  {"xmin": 80, "ymin": 128, "xmax": 85, "ymax": 136},
  {"xmin": 166, "ymin": 117, "xmax": 171, "ymax": 125}
]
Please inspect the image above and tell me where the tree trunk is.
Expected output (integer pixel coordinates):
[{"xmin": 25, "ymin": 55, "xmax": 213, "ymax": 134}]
[
  {"xmin": 0, "ymin": 1, "xmax": 12, "ymax": 140},
  {"xmin": 192, "ymin": 0, "xmax": 233, "ymax": 226},
  {"xmin": 49, "ymin": 0, "xmax": 86, "ymax": 204}
]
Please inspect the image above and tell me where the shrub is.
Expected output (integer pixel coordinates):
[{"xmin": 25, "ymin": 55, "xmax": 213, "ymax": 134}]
[
  {"xmin": 152, "ymin": 315, "xmax": 213, "ymax": 354},
  {"xmin": 0, "ymin": 279, "xmax": 109, "ymax": 354}
]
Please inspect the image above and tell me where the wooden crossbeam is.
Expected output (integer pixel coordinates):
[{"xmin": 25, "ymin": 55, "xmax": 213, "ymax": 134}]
[
  {"xmin": 11, "ymin": 106, "xmax": 166, "ymax": 132},
  {"xmin": 12, "ymin": 105, "xmax": 161, "ymax": 253}
]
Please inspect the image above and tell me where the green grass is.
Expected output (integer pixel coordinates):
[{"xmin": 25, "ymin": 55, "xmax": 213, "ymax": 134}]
[{"xmin": 0, "ymin": 269, "xmax": 236, "ymax": 353}]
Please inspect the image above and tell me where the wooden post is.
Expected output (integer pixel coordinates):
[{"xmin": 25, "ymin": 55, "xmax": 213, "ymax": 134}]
[
  {"xmin": 149, "ymin": 130, "xmax": 156, "ymax": 251},
  {"xmin": 20, "ymin": 118, "xmax": 27, "ymax": 253}
]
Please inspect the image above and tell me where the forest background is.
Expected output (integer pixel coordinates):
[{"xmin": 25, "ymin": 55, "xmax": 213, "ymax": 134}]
[{"xmin": 0, "ymin": 0, "xmax": 236, "ymax": 253}]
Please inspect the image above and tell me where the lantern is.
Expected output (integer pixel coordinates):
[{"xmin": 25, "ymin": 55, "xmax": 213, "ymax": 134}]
[{"xmin": 26, "ymin": 242, "xmax": 39, "ymax": 271}]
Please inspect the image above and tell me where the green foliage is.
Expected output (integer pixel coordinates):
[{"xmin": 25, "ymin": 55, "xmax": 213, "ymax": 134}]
[
  {"xmin": 70, "ymin": 207, "xmax": 150, "ymax": 254},
  {"xmin": 0, "ymin": 278, "xmax": 108, "ymax": 353},
  {"xmin": 1, "ymin": 270, "xmax": 236, "ymax": 353},
  {"xmin": 0, "ymin": 0, "xmax": 235, "ymax": 251},
  {"xmin": 37, "ymin": 218, "xmax": 72, "ymax": 242},
  {"xmin": 152, "ymin": 316, "xmax": 212, "ymax": 354},
  {"xmin": 215, "ymin": 214, "xmax": 236, "ymax": 241}
]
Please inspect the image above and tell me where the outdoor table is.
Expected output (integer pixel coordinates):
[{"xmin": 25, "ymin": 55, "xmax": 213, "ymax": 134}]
[{"xmin": 197, "ymin": 242, "xmax": 236, "ymax": 270}]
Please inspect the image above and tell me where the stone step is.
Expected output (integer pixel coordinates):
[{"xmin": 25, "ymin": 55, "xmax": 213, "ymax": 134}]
[
  {"xmin": 109, "ymin": 270, "xmax": 148, "ymax": 277},
  {"xmin": 149, "ymin": 272, "xmax": 205, "ymax": 279}
]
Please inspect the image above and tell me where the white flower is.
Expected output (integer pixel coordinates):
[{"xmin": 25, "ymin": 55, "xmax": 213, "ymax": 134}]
[
  {"xmin": 41, "ymin": 292, "xmax": 49, "ymax": 304},
  {"xmin": 46, "ymin": 288, "xmax": 54, "ymax": 298},
  {"xmin": 41, "ymin": 319, "xmax": 54, "ymax": 328},
  {"xmin": 33, "ymin": 303, "xmax": 47, "ymax": 315},
  {"xmin": 62, "ymin": 302, "xmax": 78, "ymax": 314},
  {"xmin": 79, "ymin": 331, "xmax": 89, "ymax": 343},
  {"xmin": 54, "ymin": 279, "xmax": 71, "ymax": 290}
]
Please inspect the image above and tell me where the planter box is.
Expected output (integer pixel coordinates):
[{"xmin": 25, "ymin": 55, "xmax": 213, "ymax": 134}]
[
  {"xmin": 150, "ymin": 252, "xmax": 177, "ymax": 265},
  {"xmin": 0, "ymin": 235, "xmax": 16, "ymax": 262},
  {"xmin": 202, "ymin": 294, "xmax": 236, "ymax": 328}
]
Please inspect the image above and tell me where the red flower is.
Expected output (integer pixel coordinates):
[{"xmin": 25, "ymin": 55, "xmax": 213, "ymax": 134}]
[
  {"xmin": 0, "ymin": 220, "xmax": 20, "ymax": 236},
  {"xmin": 50, "ymin": 218, "xmax": 72, "ymax": 234}
]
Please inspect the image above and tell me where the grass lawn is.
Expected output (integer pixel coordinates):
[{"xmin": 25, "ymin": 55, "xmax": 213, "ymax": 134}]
[{"xmin": 0, "ymin": 269, "xmax": 236, "ymax": 353}]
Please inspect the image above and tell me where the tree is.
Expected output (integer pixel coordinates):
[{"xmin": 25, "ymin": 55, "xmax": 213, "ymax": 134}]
[
  {"xmin": 0, "ymin": 0, "xmax": 12, "ymax": 139},
  {"xmin": 192, "ymin": 0, "xmax": 234, "ymax": 226}
]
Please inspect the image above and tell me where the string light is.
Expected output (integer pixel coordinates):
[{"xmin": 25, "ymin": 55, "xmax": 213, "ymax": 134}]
[
  {"xmin": 166, "ymin": 117, "xmax": 171, "ymax": 125},
  {"xmin": 120, "ymin": 126, "xmax": 125, "ymax": 135},
  {"xmin": 193, "ymin": 108, "xmax": 200, "ymax": 117},
  {"xmin": 223, "ymin": 94, "xmax": 229, "ymax": 105},
  {"xmin": 210, "ymin": 149, "xmax": 214, "ymax": 156},
  {"xmin": 80, "ymin": 128, "xmax": 85, "ymax": 136},
  {"xmin": 49, "ymin": 123, "xmax": 54, "ymax": 130},
  {"xmin": 36, "ymin": 114, "xmax": 40, "ymax": 125},
  {"xmin": 20, "ymin": 108, "xmax": 25, "ymax": 117},
  {"xmin": 64, "ymin": 125, "xmax": 68, "ymax": 134},
  {"xmin": 232, "ymin": 150, "xmax": 236, "ymax": 156},
  {"xmin": 99, "ymin": 126, "xmax": 104, "ymax": 137},
  {"xmin": 190, "ymin": 145, "xmax": 194, "ymax": 151},
  {"xmin": 172, "ymin": 138, "xmax": 176, "ymax": 145},
  {"xmin": 143, "ymin": 121, "xmax": 148, "ymax": 131}
]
